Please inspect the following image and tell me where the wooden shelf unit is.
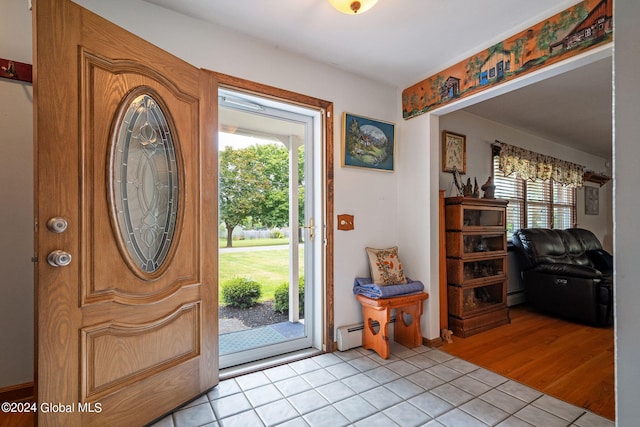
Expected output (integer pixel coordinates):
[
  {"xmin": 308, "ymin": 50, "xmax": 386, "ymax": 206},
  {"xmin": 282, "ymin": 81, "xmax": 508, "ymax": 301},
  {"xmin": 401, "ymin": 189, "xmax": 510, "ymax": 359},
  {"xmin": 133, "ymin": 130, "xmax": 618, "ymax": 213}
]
[{"xmin": 445, "ymin": 197, "xmax": 510, "ymax": 337}]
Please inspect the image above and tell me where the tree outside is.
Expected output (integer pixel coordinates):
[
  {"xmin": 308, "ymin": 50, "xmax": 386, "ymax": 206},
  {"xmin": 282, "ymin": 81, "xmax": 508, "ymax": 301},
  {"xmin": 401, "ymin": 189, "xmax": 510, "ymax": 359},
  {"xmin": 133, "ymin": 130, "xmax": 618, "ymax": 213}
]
[
  {"xmin": 219, "ymin": 146, "xmax": 270, "ymax": 247},
  {"xmin": 219, "ymin": 141, "xmax": 305, "ymax": 247}
]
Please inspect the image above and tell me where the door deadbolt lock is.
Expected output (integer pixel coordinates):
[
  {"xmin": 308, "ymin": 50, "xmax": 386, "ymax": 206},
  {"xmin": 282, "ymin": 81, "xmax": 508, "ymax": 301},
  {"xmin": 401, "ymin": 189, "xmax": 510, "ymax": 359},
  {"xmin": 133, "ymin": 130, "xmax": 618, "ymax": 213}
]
[
  {"xmin": 47, "ymin": 217, "xmax": 68, "ymax": 233},
  {"xmin": 47, "ymin": 250, "xmax": 72, "ymax": 267}
]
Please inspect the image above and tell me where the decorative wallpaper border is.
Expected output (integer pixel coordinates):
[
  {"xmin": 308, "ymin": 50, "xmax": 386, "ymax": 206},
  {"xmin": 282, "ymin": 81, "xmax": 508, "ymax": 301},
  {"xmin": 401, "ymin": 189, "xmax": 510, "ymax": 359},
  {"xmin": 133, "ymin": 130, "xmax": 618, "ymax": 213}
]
[{"xmin": 402, "ymin": 0, "xmax": 612, "ymax": 120}]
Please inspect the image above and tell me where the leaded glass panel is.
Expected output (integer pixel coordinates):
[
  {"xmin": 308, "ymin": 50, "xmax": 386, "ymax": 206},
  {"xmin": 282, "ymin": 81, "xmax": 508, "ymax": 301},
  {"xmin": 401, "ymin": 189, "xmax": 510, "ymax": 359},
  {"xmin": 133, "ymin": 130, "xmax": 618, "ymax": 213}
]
[{"xmin": 112, "ymin": 93, "xmax": 178, "ymax": 274}]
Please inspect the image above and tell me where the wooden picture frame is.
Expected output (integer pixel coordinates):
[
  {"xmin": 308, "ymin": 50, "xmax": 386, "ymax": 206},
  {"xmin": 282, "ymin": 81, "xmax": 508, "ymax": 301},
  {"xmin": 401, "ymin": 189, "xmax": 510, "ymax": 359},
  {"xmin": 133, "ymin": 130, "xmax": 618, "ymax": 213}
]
[
  {"xmin": 442, "ymin": 130, "xmax": 466, "ymax": 174},
  {"xmin": 585, "ymin": 186, "xmax": 599, "ymax": 215},
  {"xmin": 341, "ymin": 112, "xmax": 395, "ymax": 172}
]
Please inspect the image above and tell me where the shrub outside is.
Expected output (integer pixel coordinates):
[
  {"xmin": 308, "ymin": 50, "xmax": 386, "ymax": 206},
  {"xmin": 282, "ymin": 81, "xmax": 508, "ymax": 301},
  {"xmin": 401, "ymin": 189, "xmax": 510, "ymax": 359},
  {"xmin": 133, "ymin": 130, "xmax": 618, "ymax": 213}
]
[
  {"xmin": 274, "ymin": 277, "xmax": 304, "ymax": 314},
  {"xmin": 221, "ymin": 278, "xmax": 262, "ymax": 308}
]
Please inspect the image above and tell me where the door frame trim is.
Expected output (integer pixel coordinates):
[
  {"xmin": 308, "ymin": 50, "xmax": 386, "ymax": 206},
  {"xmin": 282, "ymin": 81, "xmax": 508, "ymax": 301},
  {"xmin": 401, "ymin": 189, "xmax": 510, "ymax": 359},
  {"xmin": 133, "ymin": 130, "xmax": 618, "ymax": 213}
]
[{"xmin": 207, "ymin": 71, "xmax": 335, "ymax": 352}]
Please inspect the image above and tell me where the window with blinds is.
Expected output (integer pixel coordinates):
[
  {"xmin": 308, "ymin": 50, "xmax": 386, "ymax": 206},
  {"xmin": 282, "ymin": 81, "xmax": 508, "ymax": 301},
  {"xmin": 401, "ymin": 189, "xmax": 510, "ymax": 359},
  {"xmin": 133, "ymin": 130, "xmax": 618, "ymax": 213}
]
[{"xmin": 492, "ymin": 156, "xmax": 576, "ymax": 240}]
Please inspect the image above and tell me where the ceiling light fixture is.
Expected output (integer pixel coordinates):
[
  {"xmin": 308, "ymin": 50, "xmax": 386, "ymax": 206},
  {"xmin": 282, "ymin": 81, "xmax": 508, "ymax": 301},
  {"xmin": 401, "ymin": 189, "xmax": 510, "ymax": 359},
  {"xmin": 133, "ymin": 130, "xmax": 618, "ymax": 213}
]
[{"xmin": 328, "ymin": 0, "xmax": 378, "ymax": 15}]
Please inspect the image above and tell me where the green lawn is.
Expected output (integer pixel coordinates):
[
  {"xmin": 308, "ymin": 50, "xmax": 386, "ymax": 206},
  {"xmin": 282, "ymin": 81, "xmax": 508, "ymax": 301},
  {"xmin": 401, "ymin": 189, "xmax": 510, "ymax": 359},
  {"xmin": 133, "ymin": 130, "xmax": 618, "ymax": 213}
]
[{"xmin": 219, "ymin": 246, "xmax": 303, "ymax": 302}]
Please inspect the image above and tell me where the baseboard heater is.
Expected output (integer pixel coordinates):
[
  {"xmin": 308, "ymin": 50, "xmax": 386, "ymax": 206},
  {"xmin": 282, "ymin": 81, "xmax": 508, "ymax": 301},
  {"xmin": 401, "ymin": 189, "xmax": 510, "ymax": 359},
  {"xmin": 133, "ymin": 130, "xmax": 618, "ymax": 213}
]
[{"xmin": 336, "ymin": 318, "xmax": 395, "ymax": 351}]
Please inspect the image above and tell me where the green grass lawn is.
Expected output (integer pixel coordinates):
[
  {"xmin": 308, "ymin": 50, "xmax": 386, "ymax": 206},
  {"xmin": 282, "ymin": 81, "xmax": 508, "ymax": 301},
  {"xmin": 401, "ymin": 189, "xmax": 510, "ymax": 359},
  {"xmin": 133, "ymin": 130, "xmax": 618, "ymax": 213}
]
[{"xmin": 219, "ymin": 246, "xmax": 303, "ymax": 302}]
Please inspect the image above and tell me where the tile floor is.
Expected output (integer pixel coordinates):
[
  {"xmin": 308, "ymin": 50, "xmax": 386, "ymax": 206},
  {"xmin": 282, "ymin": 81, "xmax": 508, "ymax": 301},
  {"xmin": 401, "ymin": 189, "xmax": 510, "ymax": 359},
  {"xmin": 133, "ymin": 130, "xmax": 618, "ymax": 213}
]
[{"xmin": 150, "ymin": 343, "xmax": 614, "ymax": 427}]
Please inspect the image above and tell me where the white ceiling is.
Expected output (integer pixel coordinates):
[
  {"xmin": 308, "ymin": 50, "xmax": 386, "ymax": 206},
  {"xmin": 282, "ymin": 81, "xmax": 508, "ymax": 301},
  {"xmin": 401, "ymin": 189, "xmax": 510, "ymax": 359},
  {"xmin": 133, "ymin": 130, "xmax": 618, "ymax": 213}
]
[{"xmin": 144, "ymin": 0, "xmax": 612, "ymax": 158}]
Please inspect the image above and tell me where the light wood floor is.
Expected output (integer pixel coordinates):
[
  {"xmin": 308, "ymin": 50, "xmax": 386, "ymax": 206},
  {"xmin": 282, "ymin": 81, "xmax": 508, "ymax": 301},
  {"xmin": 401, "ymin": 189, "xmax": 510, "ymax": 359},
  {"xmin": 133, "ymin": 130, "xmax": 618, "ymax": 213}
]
[{"xmin": 441, "ymin": 304, "xmax": 615, "ymax": 421}]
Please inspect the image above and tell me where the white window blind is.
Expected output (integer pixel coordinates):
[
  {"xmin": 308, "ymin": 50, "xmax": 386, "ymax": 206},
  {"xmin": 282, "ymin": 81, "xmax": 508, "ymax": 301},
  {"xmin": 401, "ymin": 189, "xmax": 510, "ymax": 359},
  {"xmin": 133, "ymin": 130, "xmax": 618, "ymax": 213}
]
[{"xmin": 492, "ymin": 155, "xmax": 576, "ymax": 240}]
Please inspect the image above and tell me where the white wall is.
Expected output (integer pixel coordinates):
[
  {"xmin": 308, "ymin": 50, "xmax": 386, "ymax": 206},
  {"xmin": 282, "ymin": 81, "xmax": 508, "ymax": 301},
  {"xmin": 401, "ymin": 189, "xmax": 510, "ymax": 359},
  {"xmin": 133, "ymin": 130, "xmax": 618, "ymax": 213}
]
[
  {"xmin": 0, "ymin": 0, "xmax": 402, "ymax": 387},
  {"xmin": 0, "ymin": 0, "xmax": 34, "ymax": 388},
  {"xmin": 438, "ymin": 110, "xmax": 613, "ymax": 249},
  {"xmin": 69, "ymin": 0, "xmax": 401, "ymax": 343},
  {"xmin": 436, "ymin": 110, "xmax": 613, "ymax": 307},
  {"xmin": 397, "ymin": 112, "xmax": 441, "ymax": 340},
  {"xmin": 6, "ymin": 9, "xmax": 640, "ymax": 425},
  {"xmin": 0, "ymin": 0, "xmax": 400, "ymax": 387},
  {"xmin": 614, "ymin": 0, "xmax": 640, "ymax": 423},
  {"xmin": 397, "ymin": 46, "xmax": 615, "ymax": 333}
]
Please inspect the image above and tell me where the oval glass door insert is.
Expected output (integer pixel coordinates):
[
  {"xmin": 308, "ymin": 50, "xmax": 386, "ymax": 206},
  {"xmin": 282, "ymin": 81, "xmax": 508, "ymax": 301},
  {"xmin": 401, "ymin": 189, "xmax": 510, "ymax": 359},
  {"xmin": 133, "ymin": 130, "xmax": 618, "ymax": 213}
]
[{"xmin": 112, "ymin": 92, "xmax": 179, "ymax": 274}]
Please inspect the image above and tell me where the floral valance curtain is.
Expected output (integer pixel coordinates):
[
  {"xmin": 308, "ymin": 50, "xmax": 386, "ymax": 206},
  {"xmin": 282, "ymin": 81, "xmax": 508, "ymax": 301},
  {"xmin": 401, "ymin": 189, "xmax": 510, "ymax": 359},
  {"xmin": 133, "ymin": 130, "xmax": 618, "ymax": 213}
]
[{"xmin": 497, "ymin": 142, "xmax": 585, "ymax": 187}]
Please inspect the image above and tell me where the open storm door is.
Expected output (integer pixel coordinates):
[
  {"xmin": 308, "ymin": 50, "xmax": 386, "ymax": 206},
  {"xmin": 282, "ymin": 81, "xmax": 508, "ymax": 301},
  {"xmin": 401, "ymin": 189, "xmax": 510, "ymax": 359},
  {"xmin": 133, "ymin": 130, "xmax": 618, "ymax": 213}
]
[{"xmin": 34, "ymin": 0, "xmax": 218, "ymax": 425}]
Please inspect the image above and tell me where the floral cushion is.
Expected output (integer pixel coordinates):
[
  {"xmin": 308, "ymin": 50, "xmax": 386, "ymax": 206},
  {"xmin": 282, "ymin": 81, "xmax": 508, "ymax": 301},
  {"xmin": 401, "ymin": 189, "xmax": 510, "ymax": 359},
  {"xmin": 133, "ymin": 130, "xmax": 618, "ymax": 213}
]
[{"xmin": 365, "ymin": 246, "xmax": 408, "ymax": 286}]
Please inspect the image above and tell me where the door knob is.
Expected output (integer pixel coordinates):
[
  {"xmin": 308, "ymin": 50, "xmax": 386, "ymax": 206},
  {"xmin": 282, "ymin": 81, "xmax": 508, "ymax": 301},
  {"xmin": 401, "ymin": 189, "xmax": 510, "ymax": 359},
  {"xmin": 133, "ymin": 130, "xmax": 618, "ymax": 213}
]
[
  {"xmin": 47, "ymin": 250, "xmax": 72, "ymax": 267},
  {"xmin": 47, "ymin": 217, "xmax": 68, "ymax": 233}
]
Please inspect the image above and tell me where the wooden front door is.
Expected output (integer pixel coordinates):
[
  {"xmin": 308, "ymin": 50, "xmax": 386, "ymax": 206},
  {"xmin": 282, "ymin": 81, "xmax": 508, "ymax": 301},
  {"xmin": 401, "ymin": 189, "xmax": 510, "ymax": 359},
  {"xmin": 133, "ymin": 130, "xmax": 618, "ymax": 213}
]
[{"xmin": 34, "ymin": 1, "xmax": 218, "ymax": 425}]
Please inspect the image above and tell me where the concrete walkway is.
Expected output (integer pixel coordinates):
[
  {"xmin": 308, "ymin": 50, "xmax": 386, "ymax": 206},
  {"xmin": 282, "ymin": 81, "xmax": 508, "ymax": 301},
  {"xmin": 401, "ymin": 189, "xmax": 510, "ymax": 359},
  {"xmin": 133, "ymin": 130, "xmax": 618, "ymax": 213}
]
[
  {"xmin": 219, "ymin": 318, "xmax": 249, "ymax": 334},
  {"xmin": 218, "ymin": 243, "xmax": 301, "ymax": 253}
]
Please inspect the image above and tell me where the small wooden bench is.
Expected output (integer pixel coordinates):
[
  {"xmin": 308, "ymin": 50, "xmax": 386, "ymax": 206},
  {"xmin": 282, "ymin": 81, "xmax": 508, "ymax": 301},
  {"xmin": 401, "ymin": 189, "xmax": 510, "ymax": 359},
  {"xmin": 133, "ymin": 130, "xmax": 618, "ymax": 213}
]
[{"xmin": 356, "ymin": 292, "xmax": 429, "ymax": 359}]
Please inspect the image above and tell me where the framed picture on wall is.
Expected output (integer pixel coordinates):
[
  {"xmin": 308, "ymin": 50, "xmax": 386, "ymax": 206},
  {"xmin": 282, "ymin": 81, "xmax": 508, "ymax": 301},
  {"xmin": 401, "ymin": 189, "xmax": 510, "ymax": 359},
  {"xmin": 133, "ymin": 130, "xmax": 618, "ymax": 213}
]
[
  {"xmin": 585, "ymin": 186, "xmax": 599, "ymax": 215},
  {"xmin": 442, "ymin": 130, "xmax": 466, "ymax": 174},
  {"xmin": 341, "ymin": 112, "xmax": 395, "ymax": 172}
]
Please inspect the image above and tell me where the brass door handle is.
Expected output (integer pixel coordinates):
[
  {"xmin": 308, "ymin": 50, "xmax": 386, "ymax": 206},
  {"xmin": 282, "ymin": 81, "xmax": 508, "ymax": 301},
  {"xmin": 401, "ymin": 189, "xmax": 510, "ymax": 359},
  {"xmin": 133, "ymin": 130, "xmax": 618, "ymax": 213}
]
[{"xmin": 301, "ymin": 218, "xmax": 314, "ymax": 240}]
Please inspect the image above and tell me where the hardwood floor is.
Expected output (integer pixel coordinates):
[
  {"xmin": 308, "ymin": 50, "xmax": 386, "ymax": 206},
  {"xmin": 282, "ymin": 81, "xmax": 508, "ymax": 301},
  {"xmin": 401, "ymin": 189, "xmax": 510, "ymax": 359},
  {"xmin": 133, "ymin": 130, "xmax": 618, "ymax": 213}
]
[
  {"xmin": 0, "ymin": 385, "xmax": 34, "ymax": 427},
  {"xmin": 0, "ymin": 411, "xmax": 34, "ymax": 427},
  {"xmin": 441, "ymin": 304, "xmax": 615, "ymax": 421}
]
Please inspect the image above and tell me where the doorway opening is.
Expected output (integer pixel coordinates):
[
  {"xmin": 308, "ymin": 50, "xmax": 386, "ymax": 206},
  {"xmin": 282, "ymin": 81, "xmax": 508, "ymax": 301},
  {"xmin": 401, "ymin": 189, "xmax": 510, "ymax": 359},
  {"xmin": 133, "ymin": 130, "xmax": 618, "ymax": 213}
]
[{"xmin": 217, "ymin": 88, "xmax": 325, "ymax": 369}]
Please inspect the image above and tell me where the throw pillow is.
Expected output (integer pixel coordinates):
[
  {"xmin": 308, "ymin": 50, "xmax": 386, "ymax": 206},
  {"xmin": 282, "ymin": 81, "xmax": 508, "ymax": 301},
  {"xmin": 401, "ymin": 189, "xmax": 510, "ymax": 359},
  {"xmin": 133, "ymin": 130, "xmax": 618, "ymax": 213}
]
[{"xmin": 365, "ymin": 246, "xmax": 408, "ymax": 286}]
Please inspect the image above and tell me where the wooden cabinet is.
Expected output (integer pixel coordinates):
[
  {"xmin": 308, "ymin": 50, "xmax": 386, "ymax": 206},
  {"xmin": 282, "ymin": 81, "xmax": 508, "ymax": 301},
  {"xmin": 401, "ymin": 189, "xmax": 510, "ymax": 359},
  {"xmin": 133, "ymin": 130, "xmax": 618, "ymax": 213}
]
[{"xmin": 445, "ymin": 197, "xmax": 510, "ymax": 337}]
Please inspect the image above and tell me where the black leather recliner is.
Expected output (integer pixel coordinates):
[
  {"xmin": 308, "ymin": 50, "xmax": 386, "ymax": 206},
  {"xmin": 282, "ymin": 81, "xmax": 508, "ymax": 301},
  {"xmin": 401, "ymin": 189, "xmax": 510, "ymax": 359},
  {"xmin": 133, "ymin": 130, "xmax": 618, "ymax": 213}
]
[{"xmin": 512, "ymin": 228, "xmax": 613, "ymax": 326}]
